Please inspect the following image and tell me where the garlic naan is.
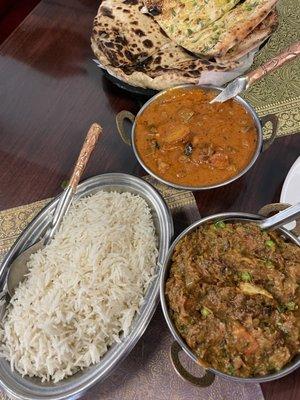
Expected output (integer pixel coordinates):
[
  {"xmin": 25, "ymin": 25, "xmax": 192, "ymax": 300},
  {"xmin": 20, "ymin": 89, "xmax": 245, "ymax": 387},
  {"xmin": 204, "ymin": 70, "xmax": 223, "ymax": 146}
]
[
  {"xmin": 144, "ymin": 0, "xmax": 240, "ymax": 38},
  {"xmin": 145, "ymin": 0, "xmax": 278, "ymax": 57},
  {"xmin": 216, "ymin": 8, "xmax": 278, "ymax": 63}
]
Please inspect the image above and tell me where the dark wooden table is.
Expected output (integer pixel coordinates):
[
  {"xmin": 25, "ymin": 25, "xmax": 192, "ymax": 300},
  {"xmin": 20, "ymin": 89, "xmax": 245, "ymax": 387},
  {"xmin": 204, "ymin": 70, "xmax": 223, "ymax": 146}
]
[
  {"xmin": 0, "ymin": 0, "xmax": 299, "ymax": 399},
  {"xmin": 0, "ymin": 0, "xmax": 40, "ymax": 43}
]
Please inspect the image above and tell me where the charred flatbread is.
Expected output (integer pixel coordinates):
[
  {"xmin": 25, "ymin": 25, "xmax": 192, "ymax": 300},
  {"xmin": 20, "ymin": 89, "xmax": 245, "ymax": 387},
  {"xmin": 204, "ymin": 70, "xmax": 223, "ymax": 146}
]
[
  {"xmin": 92, "ymin": 0, "xmax": 169, "ymax": 67},
  {"xmin": 92, "ymin": 0, "xmax": 241, "ymax": 78},
  {"xmin": 91, "ymin": 0, "xmax": 279, "ymax": 89},
  {"xmin": 92, "ymin": 35, "xmax": 243, "ymax": 90}
]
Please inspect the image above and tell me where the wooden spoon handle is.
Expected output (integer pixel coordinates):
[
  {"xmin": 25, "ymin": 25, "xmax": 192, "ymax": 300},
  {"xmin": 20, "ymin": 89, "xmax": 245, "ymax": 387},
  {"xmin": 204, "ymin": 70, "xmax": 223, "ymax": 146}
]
[
  {"xmin": 247, "ymin": 41, "xmax": 300, "ymax": 86},
  {"xmin": 69, "ymin": 123, "xmax": 102, "ymax": 190}
]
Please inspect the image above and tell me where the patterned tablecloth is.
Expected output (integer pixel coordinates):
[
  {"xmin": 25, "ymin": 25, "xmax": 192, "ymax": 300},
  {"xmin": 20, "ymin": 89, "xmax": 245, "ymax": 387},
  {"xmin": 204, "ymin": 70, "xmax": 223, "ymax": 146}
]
[
  {"xmin": 244, "ymin": 0, "xmax": 300, "ymax": 137},
  {"xmin": 1, "ymin": 1, "xmax": 299, "ymax": 397},
  {"xmin": 0, "ymin": 177, "xmax": 264, "ymax": 400}
]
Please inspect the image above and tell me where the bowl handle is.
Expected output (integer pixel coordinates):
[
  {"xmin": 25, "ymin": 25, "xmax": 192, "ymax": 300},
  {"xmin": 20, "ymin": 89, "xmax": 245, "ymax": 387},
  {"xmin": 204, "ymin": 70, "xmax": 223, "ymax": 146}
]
[
  {"xmin": 261, "ymin": 114, "xmax": 279, "ymax": 152},
  {"xmin": 170, "ymin": 341, "xmax": 215, "ymax": 387},
  {"xmin": 259, "ymin": 203, "xmax": 300, "ymax": 236},
  {"xmin": 116, "ymin": 110, "xmax": 135, "ymax": 146}
]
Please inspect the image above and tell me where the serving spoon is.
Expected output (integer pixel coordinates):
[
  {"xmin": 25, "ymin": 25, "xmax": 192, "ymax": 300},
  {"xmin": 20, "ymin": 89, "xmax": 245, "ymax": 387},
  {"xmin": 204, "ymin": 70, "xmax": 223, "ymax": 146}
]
[
  {"xmin": 210, "ymin": 41, "xmax": 300, "ymax": 103},
  {"xmin": 6, "ymin": 123, "xmax": 102, "ymax": 297},
  {"xmin": 258, "ymin": 202, "xmax": 300, "ymax": 231}
]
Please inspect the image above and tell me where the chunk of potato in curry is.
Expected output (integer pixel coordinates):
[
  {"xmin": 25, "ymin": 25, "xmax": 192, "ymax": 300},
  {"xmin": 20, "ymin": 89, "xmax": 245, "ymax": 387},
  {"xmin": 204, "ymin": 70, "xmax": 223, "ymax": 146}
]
[{"xmin": 135, "ymin": 88, "xmax": 258, "ymax": 187}]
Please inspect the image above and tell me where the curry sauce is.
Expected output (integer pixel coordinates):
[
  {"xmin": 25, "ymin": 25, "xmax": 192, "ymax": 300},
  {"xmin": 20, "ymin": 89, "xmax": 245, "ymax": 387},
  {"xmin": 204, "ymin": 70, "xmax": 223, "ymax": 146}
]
[
  {"xmin": 135, "ymin": 87, "xmax": 258, "ymax": 187},
  {"xmin": 166, "ymin": 222, "xmax": 300, "ymax": 377}
]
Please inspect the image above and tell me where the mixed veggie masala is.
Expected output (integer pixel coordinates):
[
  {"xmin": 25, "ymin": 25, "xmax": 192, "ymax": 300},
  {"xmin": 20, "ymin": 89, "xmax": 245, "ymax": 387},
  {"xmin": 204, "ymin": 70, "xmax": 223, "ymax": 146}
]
[
  {"xmin": 166, "ymin": 222, "xmax": 300, "ymax": 377},
  {"xmin": 135, "ymin": 87, "xmax": 258, "ymax": 187}
]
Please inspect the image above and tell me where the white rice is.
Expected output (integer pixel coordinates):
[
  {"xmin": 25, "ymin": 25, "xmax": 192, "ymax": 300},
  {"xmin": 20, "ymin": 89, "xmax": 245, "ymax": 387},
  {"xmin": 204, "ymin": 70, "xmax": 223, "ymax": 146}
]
[{"xmin": 0, "ymin": 191, "xmax": 158, "ymax": 382}]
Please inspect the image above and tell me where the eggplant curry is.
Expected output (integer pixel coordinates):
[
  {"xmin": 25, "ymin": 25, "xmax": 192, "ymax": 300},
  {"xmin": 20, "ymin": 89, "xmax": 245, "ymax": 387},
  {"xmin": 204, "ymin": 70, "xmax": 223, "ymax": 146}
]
[
  {"xmin": 135, "ymin": 87, "xmax": 258, "ymax": 187},
  {"xmin": 166, "ymin": 222, "xmax": 300, "ymax": 377}
]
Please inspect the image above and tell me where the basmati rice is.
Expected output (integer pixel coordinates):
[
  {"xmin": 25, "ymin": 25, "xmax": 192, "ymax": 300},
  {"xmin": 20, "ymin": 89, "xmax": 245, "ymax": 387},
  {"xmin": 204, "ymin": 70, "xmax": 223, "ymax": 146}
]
[{"xmin": 0, "ymin": 191, "xmax": 158, "ymax": 382}]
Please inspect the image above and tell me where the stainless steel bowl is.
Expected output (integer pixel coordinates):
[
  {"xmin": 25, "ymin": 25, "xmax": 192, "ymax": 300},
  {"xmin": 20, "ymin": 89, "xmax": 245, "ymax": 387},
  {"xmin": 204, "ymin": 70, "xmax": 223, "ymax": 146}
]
[
  {"xmin": 160, "ymin": 211, "xmax": 300, "ymax": 386},
  {"xmin": 116, "ymin": 84, "xmax": 278, "ymax": 191},
  {"xmin": 0, "ymin": 173, "xmax": 173, "ymax": 400}
]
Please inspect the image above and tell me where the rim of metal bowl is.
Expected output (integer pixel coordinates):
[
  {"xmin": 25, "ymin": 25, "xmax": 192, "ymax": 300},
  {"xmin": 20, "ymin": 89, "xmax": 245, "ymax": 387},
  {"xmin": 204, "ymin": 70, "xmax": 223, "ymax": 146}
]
[
  {"xmin": 0, "ymin": 173, "xmax": 174, "ymax": 400},
  {"xmin": 130, "ymin": 84, "xmax": 263, "ymax": 191},
  {"xmin": 160, "ymin": 212, "xmax": 300, "ymax": 383}
]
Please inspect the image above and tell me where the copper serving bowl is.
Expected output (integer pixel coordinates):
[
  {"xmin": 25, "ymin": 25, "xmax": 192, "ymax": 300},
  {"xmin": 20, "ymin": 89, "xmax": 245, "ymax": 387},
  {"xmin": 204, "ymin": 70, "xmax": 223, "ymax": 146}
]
[
  {"xmin": 116, "ymin": 84, "xmax": 278, "ymax": 191},
  {"xmin": 160, "ymin": 206, "xmax": 300, "ymax": 386}
]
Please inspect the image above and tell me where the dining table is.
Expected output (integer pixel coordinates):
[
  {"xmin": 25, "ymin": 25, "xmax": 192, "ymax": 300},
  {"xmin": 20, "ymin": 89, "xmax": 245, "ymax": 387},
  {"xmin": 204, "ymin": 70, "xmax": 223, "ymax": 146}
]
[{"xmin": 0, "ymin": 0, "xmax": 299, "ymax": 399}]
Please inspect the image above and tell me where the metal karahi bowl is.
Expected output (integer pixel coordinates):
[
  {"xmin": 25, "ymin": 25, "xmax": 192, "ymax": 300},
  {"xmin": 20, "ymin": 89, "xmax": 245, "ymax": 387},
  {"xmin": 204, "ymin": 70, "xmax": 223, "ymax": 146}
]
[
  {"xmin": 160, "ymin": 212, "xmax": 300, "ymax": 386},
  {"xmin": 0, "ymin": 173, "xmax": 173, "ymax": 400},
  {"xmin": 116, "ymin": 84, "xmax": 279, "ymax": 191}
]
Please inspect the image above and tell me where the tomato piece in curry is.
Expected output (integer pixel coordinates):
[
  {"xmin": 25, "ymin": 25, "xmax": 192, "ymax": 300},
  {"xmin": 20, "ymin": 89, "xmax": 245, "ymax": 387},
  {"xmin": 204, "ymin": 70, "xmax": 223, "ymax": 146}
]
[{"xmin": 135, "ymin": 88, "xmax": 258, "ymax": 187}]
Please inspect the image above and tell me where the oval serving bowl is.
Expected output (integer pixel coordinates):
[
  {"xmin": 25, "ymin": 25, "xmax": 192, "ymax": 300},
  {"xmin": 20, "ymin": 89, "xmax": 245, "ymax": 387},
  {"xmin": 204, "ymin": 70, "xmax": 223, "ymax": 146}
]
[
  {"xmin": 160, "ymin": 211, "xmax": 300, "ymax": 386},
  {"xmin": 0, "ymin": 173, "xmax": 173, "ymax": 400},
  {"xmin": 116, "ymin": 84, "xmax": 279, "ymax": 191}
]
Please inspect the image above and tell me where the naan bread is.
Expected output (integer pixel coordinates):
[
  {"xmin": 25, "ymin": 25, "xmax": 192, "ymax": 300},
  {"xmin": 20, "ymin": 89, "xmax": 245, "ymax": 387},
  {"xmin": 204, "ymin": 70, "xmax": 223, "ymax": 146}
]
[
  {"xmin": 216, "ymin": 8, "xmax": 278, "ymax": 63},
  {"xmin": 130, "ymin": 41, "xmax": 242, "ymax": 76},
  {"xmin": 91, "ymin": 0, "xmax": 278, "ymax": 89},
  {"xmin": 92, "ymin": 0, "xmax": 241, "ymax": 76},
  {"xmin": 92, "ymin": 41, "xmax": 201, "ymax": 89},
  {"xmin": 92, "ymin": 0, "xmax": 169, "ymax": 67},
  {"xmin": 196, "ymin": 0, "xmax": 278, "ymax": 57},
  {"xmin": 143, "ymin": 0, "xmax": 240, "ymax": 41},
  {"xmin": 144, "ymin": 0, "xmax": 278, "ymax": 57},
  {"xmin": 92, "ymin": 34, "xmax": 243, "ymax": 90}
]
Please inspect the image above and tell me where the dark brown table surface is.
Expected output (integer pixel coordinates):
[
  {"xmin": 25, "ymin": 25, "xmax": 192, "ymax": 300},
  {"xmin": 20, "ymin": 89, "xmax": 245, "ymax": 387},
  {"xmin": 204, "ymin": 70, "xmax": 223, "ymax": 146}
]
[{"xmin": 0, "ymin": 0, "xmax": 299, "ymax": 399}]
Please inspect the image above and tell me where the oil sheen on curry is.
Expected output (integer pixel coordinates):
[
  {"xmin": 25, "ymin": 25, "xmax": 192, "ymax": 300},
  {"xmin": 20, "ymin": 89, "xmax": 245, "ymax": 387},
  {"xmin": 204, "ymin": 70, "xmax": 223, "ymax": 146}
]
[{"xmin": 135, "ymin": 88, "xmax": 258, "ymax": 187}]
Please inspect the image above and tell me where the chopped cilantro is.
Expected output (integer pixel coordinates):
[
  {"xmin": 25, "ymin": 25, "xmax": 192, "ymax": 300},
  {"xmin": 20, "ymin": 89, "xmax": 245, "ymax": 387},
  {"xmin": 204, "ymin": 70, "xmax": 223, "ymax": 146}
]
[{"xmin": 277, "ymin": 305, "xmax": 286, "ymax": 313}]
